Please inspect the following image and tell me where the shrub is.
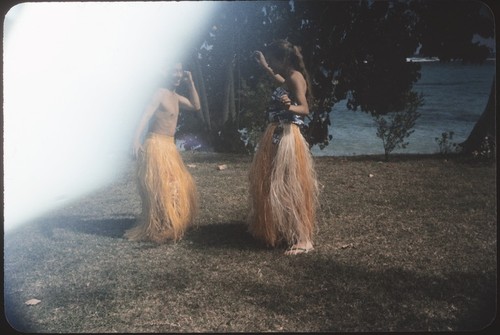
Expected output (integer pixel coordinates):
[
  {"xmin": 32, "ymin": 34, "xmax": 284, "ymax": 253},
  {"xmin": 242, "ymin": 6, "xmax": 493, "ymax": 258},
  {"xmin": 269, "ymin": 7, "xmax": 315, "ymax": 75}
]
[
  {"xmin": 472, "ymin": 135, "xmax": 495, "ymax": 161},
  {"xmin": 435, "ymin": 131, "xmax": 458, "ymax": 155},
  {"xmin": 373, "ymin": 91, "xmax": 423, "ymax": 161}
]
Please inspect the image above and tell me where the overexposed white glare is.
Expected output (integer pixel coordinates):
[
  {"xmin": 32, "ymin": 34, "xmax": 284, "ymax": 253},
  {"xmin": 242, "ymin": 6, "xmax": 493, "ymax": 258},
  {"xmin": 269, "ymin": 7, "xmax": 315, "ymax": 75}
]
[{"xmin": 4, "ymin": 1, "xmax": 215, "ymax": 231}]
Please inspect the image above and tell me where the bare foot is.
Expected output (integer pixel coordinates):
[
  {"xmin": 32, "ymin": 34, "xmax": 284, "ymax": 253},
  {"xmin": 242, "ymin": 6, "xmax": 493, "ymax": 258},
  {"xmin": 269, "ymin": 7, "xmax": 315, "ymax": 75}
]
[{"xmin": 285, "ymin": 241, "xmax": 314, "ymax": 255}]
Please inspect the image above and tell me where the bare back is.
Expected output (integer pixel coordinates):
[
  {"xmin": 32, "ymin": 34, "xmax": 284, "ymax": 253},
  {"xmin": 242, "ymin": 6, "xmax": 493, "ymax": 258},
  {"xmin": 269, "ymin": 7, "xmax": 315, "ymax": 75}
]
[{"xmin": 149, "ymin": 89, "xmax": 181, "ymax": 137}]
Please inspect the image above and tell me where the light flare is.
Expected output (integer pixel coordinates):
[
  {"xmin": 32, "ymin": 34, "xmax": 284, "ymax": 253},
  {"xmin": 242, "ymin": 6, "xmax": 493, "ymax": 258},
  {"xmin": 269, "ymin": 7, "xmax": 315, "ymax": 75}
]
[{"xmin": 3, "ymin": 2, "xmax": 215, "ymax": 231}]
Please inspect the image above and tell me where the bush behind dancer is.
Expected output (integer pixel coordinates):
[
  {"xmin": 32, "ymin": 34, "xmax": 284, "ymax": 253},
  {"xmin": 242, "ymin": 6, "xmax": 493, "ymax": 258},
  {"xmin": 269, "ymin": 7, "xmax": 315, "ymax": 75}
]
[
  {"xmin": 125, "ymin": 62, "xmax": 201, "ymax": 243},
  {"xmin": 249, "ymin": 40, "xmax": 319, "ymax": 255}
]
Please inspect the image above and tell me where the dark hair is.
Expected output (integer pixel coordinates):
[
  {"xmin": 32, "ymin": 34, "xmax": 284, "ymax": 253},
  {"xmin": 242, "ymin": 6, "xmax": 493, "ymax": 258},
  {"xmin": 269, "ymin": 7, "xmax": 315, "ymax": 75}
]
[{"xmin": 265, "ymin": 39, "xmax": 313, "ymax": 104}]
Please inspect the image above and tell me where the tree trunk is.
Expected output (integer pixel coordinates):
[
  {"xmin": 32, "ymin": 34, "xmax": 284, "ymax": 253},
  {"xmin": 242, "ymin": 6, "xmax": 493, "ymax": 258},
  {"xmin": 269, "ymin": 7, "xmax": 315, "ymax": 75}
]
[
  {"xmin": 192, "ymin": 55, "xmax": 211, "ymax": 131},
  {"xmin": 229, "ymin": 63, "xmax": 236, "ymax": 122},
  {"xmin": 221, "ymin": 56, "xmax": 235, "ymax": 124},
  {"xmin": 460, "ymin": 77, "xmax": 495, "ymax": 154}
]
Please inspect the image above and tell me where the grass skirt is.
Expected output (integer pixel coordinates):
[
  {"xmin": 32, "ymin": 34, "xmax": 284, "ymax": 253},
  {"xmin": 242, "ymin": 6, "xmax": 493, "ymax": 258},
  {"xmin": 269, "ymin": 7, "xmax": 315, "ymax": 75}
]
[
  {"xmin": 248, "ymin": 123, "xmax": 319, "ymax": 247},
  {"xmin": 125, "ymin": 133, "xmax": 198, "ymax": 243}
]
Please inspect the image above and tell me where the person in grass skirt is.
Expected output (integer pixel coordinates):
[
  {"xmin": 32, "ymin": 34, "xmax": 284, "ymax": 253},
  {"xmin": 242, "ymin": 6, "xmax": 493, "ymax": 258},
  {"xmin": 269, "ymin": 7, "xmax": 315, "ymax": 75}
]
[
  {"xmin": 249, "ymin": 40, "xmax": 319, "ymax": 255},
  {"xmin": 125, "ymin": 61, "xmax": 200, "ymax": 243}
]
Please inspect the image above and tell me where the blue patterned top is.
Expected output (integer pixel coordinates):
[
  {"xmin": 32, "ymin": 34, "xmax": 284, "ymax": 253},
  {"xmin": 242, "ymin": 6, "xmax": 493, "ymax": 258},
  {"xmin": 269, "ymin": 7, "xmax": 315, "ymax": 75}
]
[
  {"xmin": 267, "ymin": 87, "xmax": 305, "ymax": 127},
  {"xmin": 266, "ymin": 87, "xmax": 306, "ymax": 144}
]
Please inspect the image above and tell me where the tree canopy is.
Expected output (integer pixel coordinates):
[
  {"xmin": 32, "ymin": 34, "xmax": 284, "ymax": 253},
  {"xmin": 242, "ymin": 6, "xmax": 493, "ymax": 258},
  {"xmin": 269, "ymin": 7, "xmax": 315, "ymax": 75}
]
[{"xmin": 178, "ymin": 0, "xmax": 494, "ymax": 153}]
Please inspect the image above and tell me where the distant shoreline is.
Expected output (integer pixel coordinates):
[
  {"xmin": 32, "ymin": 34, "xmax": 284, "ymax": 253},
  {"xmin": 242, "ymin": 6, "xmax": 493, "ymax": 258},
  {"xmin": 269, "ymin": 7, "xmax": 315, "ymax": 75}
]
[{"xmin": 406, "ymin": 56, "xmax": 496, "ymax": 62}]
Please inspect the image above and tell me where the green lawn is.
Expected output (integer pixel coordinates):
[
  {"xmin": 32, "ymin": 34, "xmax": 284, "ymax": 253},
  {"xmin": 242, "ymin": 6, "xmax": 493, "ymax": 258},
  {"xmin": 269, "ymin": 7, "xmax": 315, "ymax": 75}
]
[{"xmin": 4, "ymin": 153, "xmax": 496, "ymax": 332}]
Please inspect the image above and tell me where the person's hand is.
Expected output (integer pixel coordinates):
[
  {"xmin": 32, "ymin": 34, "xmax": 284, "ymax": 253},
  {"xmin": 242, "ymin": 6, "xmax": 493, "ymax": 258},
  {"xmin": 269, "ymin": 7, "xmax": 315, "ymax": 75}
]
[
  {"xmin": 280, "ymin": 94, "xmax": 291, "ymax": 110},
  {"xmin": 253, "ymin": 50, "xmax": 268, "ymax": 68},
  {"xmin": 183, "ymin": 71, "xmax": 194, "ymax": 84},
  {"xmin": 132, "ymin": 142, "xmax": 144, "ymax": 160}
]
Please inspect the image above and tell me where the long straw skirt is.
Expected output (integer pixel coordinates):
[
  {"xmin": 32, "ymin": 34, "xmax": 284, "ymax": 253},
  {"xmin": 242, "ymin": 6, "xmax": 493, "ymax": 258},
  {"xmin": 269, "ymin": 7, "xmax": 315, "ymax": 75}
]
[
  {"xmin": 248, "ymin": 123, "xmax": 319, "ymax": 247},
  {"xmin": 125, "ymin": 133, "xmax": 198, "ymax": 243}
]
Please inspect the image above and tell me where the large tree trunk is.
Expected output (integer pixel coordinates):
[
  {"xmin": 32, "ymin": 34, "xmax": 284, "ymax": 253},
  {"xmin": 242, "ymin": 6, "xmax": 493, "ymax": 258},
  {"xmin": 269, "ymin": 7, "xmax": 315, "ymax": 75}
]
[
  {"xmin": 221, "ymin": 56, "xmax": 235, "ymax": 124},
  {"xmin": 192, "ymin": 55, "xmax": 211, "ymax": 131},
  {"xmin": 229, "ymin": 63, "xmax": 236, "ymax": 122},
  {"xmin": 460, "ymin": 77, "xmax": 495, "ymax": 155}
]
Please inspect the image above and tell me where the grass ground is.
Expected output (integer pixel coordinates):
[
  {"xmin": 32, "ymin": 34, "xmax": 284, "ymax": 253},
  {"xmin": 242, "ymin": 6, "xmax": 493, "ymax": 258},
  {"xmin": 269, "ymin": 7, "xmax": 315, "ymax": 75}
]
[{"xmin": 3, "ymin": 152, "xmax": 497, "ymax": 333}]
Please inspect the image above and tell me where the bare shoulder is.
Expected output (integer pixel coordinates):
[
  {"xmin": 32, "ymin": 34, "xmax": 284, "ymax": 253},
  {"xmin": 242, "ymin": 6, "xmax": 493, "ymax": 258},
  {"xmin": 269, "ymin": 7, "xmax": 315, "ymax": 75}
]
[
  {"xmin": 287, "ymin": 70, "xmax": 306, "ymax": 91},
  {"xmin": 157, "ymin": 89, "xmax": 180, "ymax": 104},
  {"xmin": 290, "ymin": 70, "xmax": 306, "ymax": 84},
  {"xmin": 155, "ymin": 88, "xmax": 167, "ymax": 98}
]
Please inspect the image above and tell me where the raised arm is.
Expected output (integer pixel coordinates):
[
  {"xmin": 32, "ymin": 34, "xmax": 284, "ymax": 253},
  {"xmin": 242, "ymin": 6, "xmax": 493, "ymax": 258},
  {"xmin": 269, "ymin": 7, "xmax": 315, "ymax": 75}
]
[
  {"xmin": 253, "ymin": 50, "xmax": 285, "ymax": 85},
  {"xmin": 178, "ymin": 71, "xmax": 201, "ymax": 112},
  {"xmin": 132, "ymin": 89, "xmax": 162, "ymax": 158}
]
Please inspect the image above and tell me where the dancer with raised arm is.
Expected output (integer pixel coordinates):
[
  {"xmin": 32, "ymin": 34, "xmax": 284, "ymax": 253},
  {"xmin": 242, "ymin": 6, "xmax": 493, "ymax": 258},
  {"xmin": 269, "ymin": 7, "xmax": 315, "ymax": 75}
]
[
  {"xmin": 125, "ymin": 62, "xmax": 201, "ymax": 243},
  {"xmin": 249, "ymin": 40, "xmax": 319, "ymax": 255}
]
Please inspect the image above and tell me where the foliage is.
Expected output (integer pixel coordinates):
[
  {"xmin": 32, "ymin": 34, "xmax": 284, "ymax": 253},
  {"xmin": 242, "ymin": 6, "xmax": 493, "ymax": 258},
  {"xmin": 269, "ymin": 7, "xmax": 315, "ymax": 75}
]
[
  {"xmin": 182, "ymin": 0, "xmax": 494, "ymax": 153},
  {"xmin": 471, "ymin": 136, "xmax": 495, "ymax": 161},
  {"xmin": 410, "ymin": 0, "xmax": 494, "ymax": 63},
  {"xmin": 435, "ymin": 131, "xmax": 458, "ymax": 155},
  {"xmin": 193, "ymin": 1, "xmax": 278, "ymax": 153},
  {"xmin": 174, "ymin": 70, "xmax": 210, "ymax": 151},
  {"xmin": 211, "ymin": 119, "xmax": 251, "ymax": 153},
  {"xmin": 374, "ymin": 91, "xmax": 423, "ymax": 160},
  {"xmin": 236, "ymin": 78, "xmax": 275, "ymax": 151},
  {"xmin": 176, "ymin": 110, "xmax": 207, "ymax": 151}
]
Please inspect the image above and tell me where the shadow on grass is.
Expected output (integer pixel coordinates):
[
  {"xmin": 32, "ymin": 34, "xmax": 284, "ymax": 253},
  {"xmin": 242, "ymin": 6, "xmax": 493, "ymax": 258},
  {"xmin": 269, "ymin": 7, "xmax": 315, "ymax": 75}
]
[
  {"xmin": 186, "ymin": 221, "xmax": 267, "ymax": 251},
  {"xmin": 4, "ymin": 219, "xmax": 496, "ymax": 332},
  {"xmin": 31, "ymin": 216, "xmax": 267, "ymax": 251},
  {"xmin": 224, "ymin": 255, "xmax": 497, "ymax": 331},
  {"xmin": 34, "ymin": 216, "xmax": 137, "ymax": 239}
]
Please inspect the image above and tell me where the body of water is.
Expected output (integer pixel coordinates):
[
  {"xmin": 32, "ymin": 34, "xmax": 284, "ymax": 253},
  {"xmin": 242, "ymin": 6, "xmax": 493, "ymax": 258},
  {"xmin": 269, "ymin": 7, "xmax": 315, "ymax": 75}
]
[{"xmin": 311, "ymin": 60, "xmax": 496, "ymax": 156}]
